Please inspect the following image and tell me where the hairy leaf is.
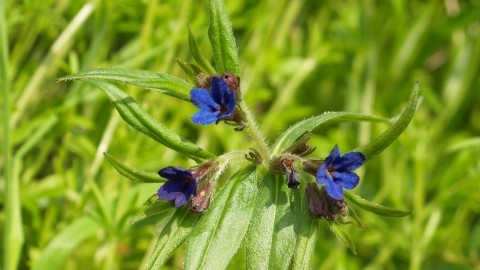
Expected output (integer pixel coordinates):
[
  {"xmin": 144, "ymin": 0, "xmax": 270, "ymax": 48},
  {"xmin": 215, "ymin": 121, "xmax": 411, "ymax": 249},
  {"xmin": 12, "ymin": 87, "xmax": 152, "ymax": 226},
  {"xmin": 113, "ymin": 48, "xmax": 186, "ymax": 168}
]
[
  {"xmin": 246, "ymin": 173, "xmax": 298, "ymax": 270},
  {"xmin": 208, "ymin": 0, "xmax": 240, "ymax": 75},
  {"xmin": 185, "ymin": 165, "xmax": 262, "ymax": 270},
  {"xmin": 104, "ymin": 153, "xmax": 164, "ymax": 183},
  {"xmin": 128, "ymin": 201, "xmax": 174, "ymax": 225},
  {"xmin": 354, "ymin": 81, "xmax": 419, "ymax": 162},
  {"xmin": 329, "ymin": 222, "xmax": 357, "ymax": 255},
  {"xmin": 271, "ymin": 112, "xmax": 390, "ymax": 155},
  {"xmin": 291, "ymin": 189, "xmax": 318, "ymax": 270},
  {"xmin": 188, "ymin": 23, "xmax": 216, "ymax": 74},
  {"xmin": 85, "ymin": 79, "xmax": 215, "ymax": 161},
  {"xmin": 344, "ymin": 190, "xmax": 413, "ymax": 217},
  {"xmin": 146, "ymin": 207, "xmax": 200, "ymax": 270},
  {"xmin": 57, "ymin": 68, "xmax": 193, "ymax": 101}
]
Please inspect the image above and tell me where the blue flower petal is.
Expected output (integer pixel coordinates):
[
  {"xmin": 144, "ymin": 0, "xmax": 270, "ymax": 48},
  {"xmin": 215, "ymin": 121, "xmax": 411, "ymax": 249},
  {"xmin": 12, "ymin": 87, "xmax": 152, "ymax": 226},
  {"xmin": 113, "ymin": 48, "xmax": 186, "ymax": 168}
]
[
  {"xmin": 227, "ymin": 91, "xmax": 236, "ymax": 111},
  {"xmin": 211, "ymin": 77, "xmax": 230, "ymax": 105},
  {"xmin": 331, "ymin": 171, "xmax": 359, "ymax": 190},
  {"xmin": 158, "ymin": 180, "xmax": 189, "ymax": 201},
  {"xmin": 191, "ymin": 89, "xmax": 220, "ymax": 111},
  {"xmin": 324, "ymin": 175, "xmax": 344, "ymax": 200},
  {"xmin": 325, "ymin": 145, "xmax": 341, "ymax": 167},
  {"xmin": 334, "ymin": 152, "xmax": 366, "ymax": 171},
  {"xmin": 158, "ymin": 166, "xmax": 192, "ymax": 179},
  {"xmin": 191, "ymin": 110, "xmax": 221, "ymax": 125},
  {"xmin": 316, "ymin": 164, "xmax": 329, "ymax": 185}
]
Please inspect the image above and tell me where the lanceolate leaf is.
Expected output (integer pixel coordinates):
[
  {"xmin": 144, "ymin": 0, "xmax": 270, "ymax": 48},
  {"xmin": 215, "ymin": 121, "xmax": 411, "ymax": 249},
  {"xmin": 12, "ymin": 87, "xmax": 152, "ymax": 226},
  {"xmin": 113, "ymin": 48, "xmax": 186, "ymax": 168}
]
[
  {"xmin": 188, "ymin": 23, "xmax": 216, "ymax": 74},
  {"xmin": 57, "ymin": 68, "xmax": 193, "ymax": 101},
  {"xmin": 146, "ymin": 207, "xmax": 200, "ymax": 270},
  {"xmin": 354, "ymin": 81, "xmax": 419, "ymax": 163},
  {"xmin": 85, "ymin": 79, "xmax": 215, "ymax": 161},
  {"xmin": 271, "ymin": 112, "xmax": 390, "ymax": 155},
  {"xmin": 291, "ymin": 189, "xmax": 318, "ymax": 270},
  {"xmin": 185, "ymin": 166, "xmax": 262, "ymax": 270},
  {"xmin": 344, "ymin": 190, "xmax": 413, "ymax": 217},
  {"xmin": 128, "ymin": 201, "xmax": 174, "ymax": 225},
  {"xmin": 104, "ymin": 153, "xmax": 164, "ymax": 183},
  {"xmin": 208, "ymin": 0, "xmax": 240, "ymax": 75},
  {"xmin": 246, "ymin": 173, "xmax": 298, "ymax": 270},
  {"xmin": 176, "ymin": 58, "xmax": 197, "ymax": 84},
  {"xmin": 328, "ymin": 222, "xmax": 357, "ymax": 255}
]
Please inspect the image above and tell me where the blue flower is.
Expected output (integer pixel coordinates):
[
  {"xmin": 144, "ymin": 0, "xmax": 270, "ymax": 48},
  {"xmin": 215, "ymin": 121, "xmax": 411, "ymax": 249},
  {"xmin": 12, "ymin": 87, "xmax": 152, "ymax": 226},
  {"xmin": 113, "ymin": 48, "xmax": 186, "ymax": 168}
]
[
  {"xmin": 190, "ymin": 76, "xmax": 236, "ymax": 125},
  {"xmin": 158, "ymin": 166, "xmax": 197, "ymax": 207},
  {"xmin": 316, "ymin": 145, "xmax": 366, "ymax": 200}
]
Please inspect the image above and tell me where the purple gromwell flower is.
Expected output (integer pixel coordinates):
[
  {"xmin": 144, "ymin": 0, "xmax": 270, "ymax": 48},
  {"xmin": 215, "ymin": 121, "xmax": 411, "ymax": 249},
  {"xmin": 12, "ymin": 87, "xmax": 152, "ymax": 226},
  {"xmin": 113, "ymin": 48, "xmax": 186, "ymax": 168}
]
[
  {"xmin": 158, "ymin": 166, "xmax": 197, "ymax": 207},
  {"xmin": 316, "ymin": 145, "xmax": 366, "ymax": 200},
  {"xmin": 190, "ymin": 76, "xmax": 236, "ymax": 125}
]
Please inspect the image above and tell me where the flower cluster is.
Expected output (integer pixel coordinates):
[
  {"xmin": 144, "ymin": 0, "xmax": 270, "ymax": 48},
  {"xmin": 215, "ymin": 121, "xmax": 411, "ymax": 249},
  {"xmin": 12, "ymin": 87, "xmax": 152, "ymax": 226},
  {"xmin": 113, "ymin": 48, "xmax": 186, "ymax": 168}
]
[{"xmin": 158, "ymin": 84, "xmax": 366, "ymax": 216}]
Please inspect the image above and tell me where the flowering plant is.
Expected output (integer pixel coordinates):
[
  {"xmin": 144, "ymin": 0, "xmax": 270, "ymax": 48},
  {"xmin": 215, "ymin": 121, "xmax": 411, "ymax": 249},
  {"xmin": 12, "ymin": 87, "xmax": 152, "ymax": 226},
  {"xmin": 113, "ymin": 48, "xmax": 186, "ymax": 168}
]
[{"xmin": 58, "ymin": 0, "xmax": 418, "ymax": 269}]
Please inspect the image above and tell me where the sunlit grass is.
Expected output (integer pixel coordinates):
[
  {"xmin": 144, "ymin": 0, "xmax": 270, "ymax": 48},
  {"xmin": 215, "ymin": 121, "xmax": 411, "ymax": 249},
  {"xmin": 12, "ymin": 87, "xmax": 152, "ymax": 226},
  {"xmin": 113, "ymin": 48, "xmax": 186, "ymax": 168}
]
[{"xmin": 1, "ymin": 0, "xmax": 480, "ymax": 269}]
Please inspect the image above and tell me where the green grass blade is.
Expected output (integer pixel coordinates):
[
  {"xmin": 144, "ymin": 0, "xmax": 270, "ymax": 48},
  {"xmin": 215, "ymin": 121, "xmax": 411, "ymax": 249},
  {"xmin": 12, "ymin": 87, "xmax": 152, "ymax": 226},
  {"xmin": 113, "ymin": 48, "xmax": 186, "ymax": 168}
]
[
  {"xmin": 354, "ymin": 81, "xmax": 419, "ymax": 163},
  {"xmin": 85, "ymin": 79, "xmax": 216, "ymax": 161},
  {"xmin": 57, "ymin": 68, "xmax": 193, "ymax": 101},
  {"xmin": 344, "ymin": 190, "xmax": 413, "ymax": 218},
  {"xmin": 188, "ymin": 23, "xmax": 216, "ymax": 74},
  {"xmin": 104, "ymin": 152, "xmax": 164, "ymax": 183},
  {"xmin": 31, "ymin": 215, "xmax": 104, "ymax": 270},
  {"xmin": 185, "ymin": 165, "xmax": 262, "ymax": 270},
  {"xmin": 1, "ymin": 0, "xmax": 24, "ymax": 269},
  {"xmin": 245, "ymin": 173, "xmax": 297, "ymax": 270},
  {"xmin": 208, "ymin": 0, "xmax": 240, "ymax": 75},
  {"xmin": 271, "ymin": 112, "xmax": 391, "ymax": 155},
  {"xmin": 146, "ymin": 207, "xmax": 200, "ymax": 270}
]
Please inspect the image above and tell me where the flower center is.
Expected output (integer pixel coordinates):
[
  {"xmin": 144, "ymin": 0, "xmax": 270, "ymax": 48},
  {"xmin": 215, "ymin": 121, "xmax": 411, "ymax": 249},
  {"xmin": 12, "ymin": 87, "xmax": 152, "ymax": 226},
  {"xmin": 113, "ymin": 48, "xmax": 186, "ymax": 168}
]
[
  {"xmin": 327, "ymin": 166, "xmax": 334, "ymax": 175},
  {"xmin": 219, "ymin": 104, "xmax": 228, "ymax": 113}
]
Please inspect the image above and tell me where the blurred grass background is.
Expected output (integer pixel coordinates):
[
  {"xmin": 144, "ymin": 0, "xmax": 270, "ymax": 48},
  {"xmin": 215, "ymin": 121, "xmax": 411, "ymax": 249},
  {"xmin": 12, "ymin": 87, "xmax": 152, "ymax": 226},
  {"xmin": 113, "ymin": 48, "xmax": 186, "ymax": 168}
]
[{"xmin": 1, "ymin": 0, "xmax": 480, "ymax": 269}]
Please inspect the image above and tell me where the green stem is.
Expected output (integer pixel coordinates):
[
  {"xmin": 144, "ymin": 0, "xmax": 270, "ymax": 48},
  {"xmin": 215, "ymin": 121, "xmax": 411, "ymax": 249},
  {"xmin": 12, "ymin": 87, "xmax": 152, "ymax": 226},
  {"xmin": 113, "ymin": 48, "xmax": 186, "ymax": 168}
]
[
  {"xmin": 1, "ymin": 1, "xmax": 24, "ymax": 269},
  {"xmin": 237, "ymin": 101, "xmax": 271, "ymax": 163}
]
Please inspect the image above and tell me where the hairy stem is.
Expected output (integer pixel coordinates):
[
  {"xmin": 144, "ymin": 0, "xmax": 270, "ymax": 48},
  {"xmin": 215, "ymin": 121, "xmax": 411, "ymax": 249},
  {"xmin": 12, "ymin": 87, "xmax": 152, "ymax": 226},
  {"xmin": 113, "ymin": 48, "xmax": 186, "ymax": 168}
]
[{"xmin": 237, "ymin": 101, "xmax": 271, "ymax": 163}]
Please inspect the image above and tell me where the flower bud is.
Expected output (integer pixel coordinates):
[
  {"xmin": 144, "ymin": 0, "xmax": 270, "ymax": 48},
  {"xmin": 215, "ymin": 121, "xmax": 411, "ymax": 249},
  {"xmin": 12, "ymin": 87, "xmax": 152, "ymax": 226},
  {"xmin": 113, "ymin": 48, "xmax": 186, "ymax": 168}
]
[
  {"xmin": 221, "ymin": 72, "xmax": 239, "ymax": 91},
  {"xmin": 189, "ymin": 180, "xmax": 214, "ymax": 213},
  {"xmin": 305, "ymin": 184, "xmax": 349, "ymax": 221},
  {"xmin": 306, "ymin": 183, "xmax": 328, "ymax": 218}
]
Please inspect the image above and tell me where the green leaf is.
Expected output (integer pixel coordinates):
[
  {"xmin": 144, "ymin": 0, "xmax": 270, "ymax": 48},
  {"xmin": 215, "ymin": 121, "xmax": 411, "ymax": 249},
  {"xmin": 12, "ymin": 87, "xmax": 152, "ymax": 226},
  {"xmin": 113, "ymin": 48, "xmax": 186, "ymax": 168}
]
[
  {"xmin": 246, "ymin": 173, "xmax": 298, "ymax": 270},
  {"xmin": 128, "ymin": 201, "xmax": 174, "ymax": 225},
  {"xmin": 57, "ymin": 68, "xmax": 194, "ymax": 101},
  {"xmin": 354, "ymin": 81, "xmax": 419, "ymax": 163},
  {"xmin": 146, "ymin": 207, "xmax": 200, "ymax": 270},
  {"xmin": 328, "ymin": 222, "xmax": 357, "ymax": 255},
  {"xmin": 176, "ymin": 58, "xmax": 197, "ymax": 84},
  {"xmin": 208, "ymin": 0, "xmax": 240, "ymax": 75},
  {"xmin": 271, "ymin": 112, "xmax": 391, "ymax": 155},
  {"xmin": 337, "ymin": 207, "xmax": 365, "ymax": 229},
  {"xmin": 104, "ymin": 152, "xmax": 164, "ymax": 183},
  {"xmin": 185, "ymin": 165, "xmax": 262, "ymax": 270},
  {"xmin": 188, "ymin": 23, "xmax": 216, "ymax": 74},
  {"xmin": 291, "ymin": 188, "xmax": 318, "ymax": 270},
  {"xmin": 31, "ymin": 215, "xmax": 104, "ymax": 270},
  {"xmin": 344, "ymin": 190, "xmax": 413, "ymax": 217},
  {"xmin": 85, "ymin": 79, "xmax": 215, "ymax": 161}
]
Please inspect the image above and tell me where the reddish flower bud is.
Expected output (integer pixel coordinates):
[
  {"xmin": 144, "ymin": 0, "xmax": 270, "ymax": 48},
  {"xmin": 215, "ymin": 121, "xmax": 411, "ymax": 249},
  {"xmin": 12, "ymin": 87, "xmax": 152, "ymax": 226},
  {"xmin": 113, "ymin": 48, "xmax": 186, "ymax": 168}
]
[{"xmin": 306, "ymin": 183, "xmax": 328, "ymax": 218}]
